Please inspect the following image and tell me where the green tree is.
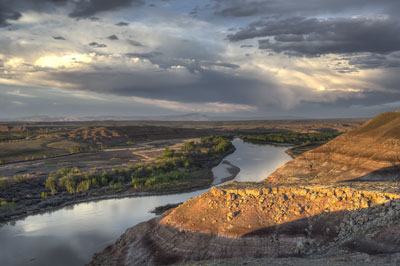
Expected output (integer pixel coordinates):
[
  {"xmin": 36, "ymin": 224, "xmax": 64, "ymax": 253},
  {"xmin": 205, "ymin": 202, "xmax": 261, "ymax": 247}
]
[
  {"xmin": 41, "ymin": 192, "xmax": 48, "ymax": 200},
  {"xmin": 45, "ymin": 177, "xmax": 57, "ymax": 195}
]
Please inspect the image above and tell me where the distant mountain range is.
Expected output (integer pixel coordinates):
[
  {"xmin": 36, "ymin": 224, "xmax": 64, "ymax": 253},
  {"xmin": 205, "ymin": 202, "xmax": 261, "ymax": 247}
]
[{"xmin": 0, "ymin": 113, "xmax": 305, "ymax": 122}]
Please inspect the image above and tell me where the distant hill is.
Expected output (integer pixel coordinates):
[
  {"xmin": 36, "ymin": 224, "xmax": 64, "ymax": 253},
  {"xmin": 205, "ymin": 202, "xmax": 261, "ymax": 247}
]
[
  {"xmin": 266, "ymin": 111, "xmax": 400, "ymax": 183},
  {"xmin": 0, "ymin": 113, "xmax": 306, "ymax": 122}
]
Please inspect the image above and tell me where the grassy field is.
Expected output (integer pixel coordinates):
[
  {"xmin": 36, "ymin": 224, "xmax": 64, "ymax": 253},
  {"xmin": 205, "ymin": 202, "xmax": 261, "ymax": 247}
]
[{"xmin": 0, "ymin": 138, "xmax": 87, "ymax": 163}]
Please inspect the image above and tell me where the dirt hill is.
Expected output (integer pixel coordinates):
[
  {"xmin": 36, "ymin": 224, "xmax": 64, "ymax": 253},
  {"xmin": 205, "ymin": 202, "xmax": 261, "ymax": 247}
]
[
  {"xmin": 90, "ymin": 182, "xmax": 400, "ymax": 265},
  {"xmin": 266, "ymin": 112, "xmax": 400, "ymax": 183}
]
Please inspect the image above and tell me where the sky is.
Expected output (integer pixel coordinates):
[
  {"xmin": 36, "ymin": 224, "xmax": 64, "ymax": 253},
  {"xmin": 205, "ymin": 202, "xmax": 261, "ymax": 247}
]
[{"xmin": 1, "ymin": 0, "xmax": 400, "ymax": 119}]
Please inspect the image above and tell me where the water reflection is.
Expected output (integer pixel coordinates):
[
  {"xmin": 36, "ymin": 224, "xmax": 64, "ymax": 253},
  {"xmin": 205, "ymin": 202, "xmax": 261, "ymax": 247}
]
[{"xmin": 0, "ymin": 138, "xmax": 291, "ymax": 266}]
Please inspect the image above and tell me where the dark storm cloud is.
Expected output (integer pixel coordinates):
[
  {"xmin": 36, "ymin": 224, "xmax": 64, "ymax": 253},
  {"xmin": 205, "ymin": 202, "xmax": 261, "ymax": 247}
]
[
  {"xmin": 206, "ymin": 62, "xmax": 240, "ymax": 69},
  {"xmin": 43, "ymin": 67, "xmax": 276, "ymax": 106},
  {"xmin": 0, "ymin": 4, "xmax": 21, "ymax": 27},
  {"xmin": 227, "ymin": 16, "xmax": 400, "ymax": 57},
  {"xmin": 107, "ymin": 35, "xmax": 119, "ymax": 40},
  {"xmin": 116, "ymin": 22, "xmax": 129, "ymax": 26},
  {"xmin": 349, "ymin": 53, "xmax": 400, "ymax": 69},
  {"xmin": 88, "ymin": 42, "xmax": 107, "ymax": 48},
  {"xmin": 127, "ymin": 40, "xmax": 144, "ymax": 47},
  {"xmin": 53, "ymin": 36, "xmax": 66, "ymax": 40},
  {"xmin": 213, "ymin": 0, "xmax": 400, "ymax": 17},
  {"xmin": 316, "ymin": 90, "xmax": 400, "ymax": 108},
  {"xmin": 0, "ymin": 0, "xmax": 145, "ymax": 22},
  {"xmin": 68, "ymin": 0, "xmax": 144, "ymax": 18},
  {"xmin": 126, "ymin": 52, "xmax": 162, "ymax": 59}
]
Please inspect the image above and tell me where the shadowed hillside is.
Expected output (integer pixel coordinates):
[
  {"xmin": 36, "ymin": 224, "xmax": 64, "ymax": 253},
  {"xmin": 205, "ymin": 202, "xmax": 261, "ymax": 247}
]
[{"xmin": 266, "ymin": 112, "xmax": 400, "ymax": 183}]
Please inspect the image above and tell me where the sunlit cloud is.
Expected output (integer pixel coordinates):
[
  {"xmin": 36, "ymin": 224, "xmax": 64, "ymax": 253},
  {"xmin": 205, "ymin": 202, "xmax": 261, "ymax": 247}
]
[
  {"xmin": 131, "ymin": 96, "xmax": 257, "ymax": 113},
  {"xmin": 35, "ymin": 54, "xmax": 94, "ymax": 69}
]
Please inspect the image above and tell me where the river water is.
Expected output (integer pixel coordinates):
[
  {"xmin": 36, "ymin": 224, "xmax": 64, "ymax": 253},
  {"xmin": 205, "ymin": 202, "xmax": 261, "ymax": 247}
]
[{"xmin": 0, "ymin": 138, "xmax": 292, "ymax": 266}]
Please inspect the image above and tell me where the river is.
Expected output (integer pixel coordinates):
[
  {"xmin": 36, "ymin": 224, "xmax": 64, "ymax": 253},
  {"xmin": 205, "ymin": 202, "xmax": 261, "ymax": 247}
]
[{"xmin": 0, "ymin": 138, "xmax": 292, "ymax": 266}]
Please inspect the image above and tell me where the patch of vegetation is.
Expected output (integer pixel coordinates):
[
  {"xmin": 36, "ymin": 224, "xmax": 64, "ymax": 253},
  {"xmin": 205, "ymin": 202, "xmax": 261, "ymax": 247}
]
[
  {"xmin": 241, "ymin": 132, "xmax": 341, "ymax": 145},
  {"xmin": 41, "ymin": 136, "xmax": 233, "ymax": 195},
  {"xmin": 41, "ymin": 192, "xmax": 48, "ymax": 200},
  {"xmin": 0, "ymin": 138, "xmax": 89, "ymax": 163},
  {"xmin": 46, "ymin": 140, "xmax": 86, "ymax": 150},
  {"xmin": 0, "ymin": 177, "xmax": 10, "ymax": 190},
  {"xmin": 13, "ymin": 174, "xmax": 29, "ymax": 183},
  {"xmin": 0, "ymin": 198, "xmax": 15, "ymax": 212}
]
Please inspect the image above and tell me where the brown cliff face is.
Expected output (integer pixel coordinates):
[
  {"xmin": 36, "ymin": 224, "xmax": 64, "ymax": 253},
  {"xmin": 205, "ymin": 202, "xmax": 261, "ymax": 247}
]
[
  {"xmin": 90, "ymin": 182, "xmax": 400, "ymax": 265},
  {"xmin": 266, "ymin": 112, "xmax": 400, "ymax": 183}
]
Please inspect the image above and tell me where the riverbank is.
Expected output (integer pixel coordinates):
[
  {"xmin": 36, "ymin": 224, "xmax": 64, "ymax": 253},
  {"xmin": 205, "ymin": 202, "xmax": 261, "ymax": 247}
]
[{"xmin": 0, "ymin": 145, "xmax": 236, "ymax": 224}]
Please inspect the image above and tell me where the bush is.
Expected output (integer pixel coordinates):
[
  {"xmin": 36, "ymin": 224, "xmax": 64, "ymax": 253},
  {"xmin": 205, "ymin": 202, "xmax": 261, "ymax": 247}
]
[
  {"xmin": 159, "ymin": 148, "xmax": 175, "ymax": 159},
  {"xmin": 183, "ymin": 141, "xmax": 195, "ymax": 150},
  {"xmin": 0, "ymin": 177, "xmax": 11, "ymax": 190},
  {"xmin": 184, "ymin": 160, "xmax": 191, "ymax": 168},
  {"xmin": 131, "ymin": 177, "xmax": 146, "ymax": 188},
  {"xmin": 13, "ymin": 174, "xmax": 28, "ymax": 183},
  {"xmin": 0, "ymin": 178, "xmax": 10, "ymax": 190},
  {"xmin": 76, "ymin": 180, "xmax": 91, "ymax": 193},
  {"xmin": 0, "ymin": 198, "xmax": 15, "ymax": 211},
  {"xmin": 214, "ymin": 139, "xmax": 233, "ymax": 153},
  {"xmin": 41, "ymin": 192, "xmax": 48, "ymax": 200},
  {"xmin": 45, "ymin": 177, "xmax": 57, "ymax": 195}
]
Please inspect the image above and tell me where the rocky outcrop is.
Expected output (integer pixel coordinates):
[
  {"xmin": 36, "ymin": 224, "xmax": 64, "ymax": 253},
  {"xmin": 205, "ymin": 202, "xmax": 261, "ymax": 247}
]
[
  {"xmin": 266, "ymin": 112, "xmax": 400, "ymax": 183},
  {"xmin": 90, "ymin": 182, "xmax": 400, "ymax": 265}
]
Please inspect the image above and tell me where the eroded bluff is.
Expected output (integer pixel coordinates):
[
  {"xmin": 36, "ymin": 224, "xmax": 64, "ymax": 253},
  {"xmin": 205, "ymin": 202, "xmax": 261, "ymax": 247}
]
[
  {"xmin": 266, "ymin": 111, "xmax": 400, "ymax": 183},
  {"xmin": 89, "ymin": 182, "xmax": 400, "ymax": 265}
]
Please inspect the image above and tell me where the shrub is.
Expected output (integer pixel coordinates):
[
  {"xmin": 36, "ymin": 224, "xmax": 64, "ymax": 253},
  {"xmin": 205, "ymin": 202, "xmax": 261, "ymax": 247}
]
[
  {"xmin": 0, "ymin": 198, "xmax": 15, "ymax": 211},
  {"xmin": 131, "ymin": 177, "xmax": 146, "ymax": 188},
  {"xmin": 45, "ymin": 177, "xmax": 57, "ymax": 195},
  {"xmin": 183, "ymin": 141, "xmax": 195, "ymax": 150},
  {"xmin": 13, "ymin": 174, "xmax": 28, "ymax": 183},
  {"xmin": 184, "ymin": 160, "xmax": 192, "ymax": 168},
  {"xmin": 76, "ymin": 180, "xmax": 91, "ymax": 193},
  {"xmin": 0, "ymin": 178, "xmax": 10, "ymax": 190},
  {"xmin": 91, "ymin": 178, "xmax": 98, "ymax": 187},
  {"xmin": 41, "ymin": 192, "xmax": 48, "ymax": 200},
  {"xmin": 214, "ymin": 139, "xmax": 232, "ymax": 152}
]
